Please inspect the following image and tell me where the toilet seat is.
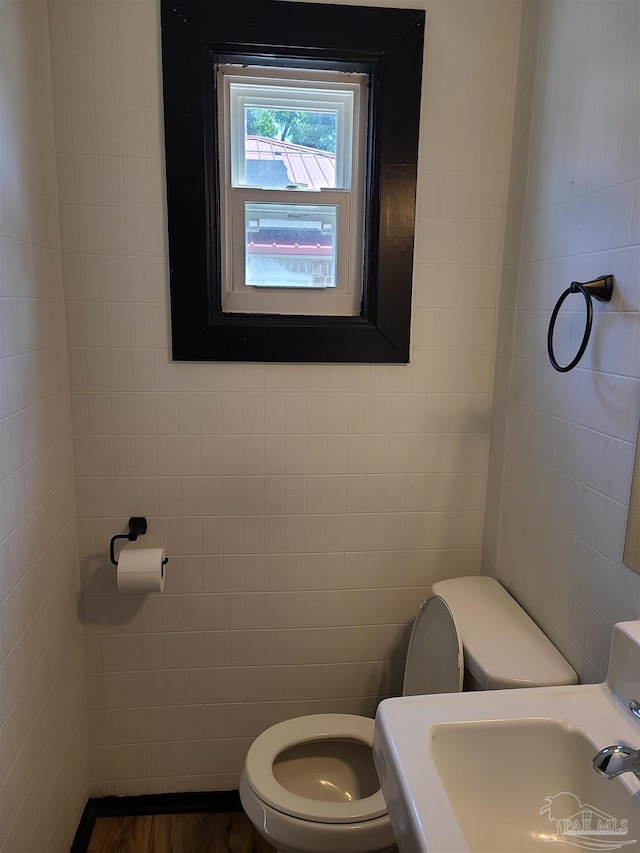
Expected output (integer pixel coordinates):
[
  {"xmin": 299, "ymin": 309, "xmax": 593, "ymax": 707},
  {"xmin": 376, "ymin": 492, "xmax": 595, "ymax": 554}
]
[{"xmin": 244, "ymin": 714, "xmax": 387, "ymax": 824}]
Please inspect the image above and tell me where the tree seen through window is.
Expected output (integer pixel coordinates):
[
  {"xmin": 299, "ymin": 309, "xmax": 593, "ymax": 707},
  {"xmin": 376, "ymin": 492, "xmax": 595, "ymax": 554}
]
[{"xmin": 246, "ymin": 107, "xmax": 337, "ymax": 153}]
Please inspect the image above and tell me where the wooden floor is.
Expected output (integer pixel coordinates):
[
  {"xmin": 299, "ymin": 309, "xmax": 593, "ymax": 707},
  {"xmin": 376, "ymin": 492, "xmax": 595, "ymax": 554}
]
[{"xmin": 87, "ymin": 812, "xmax": 277, "ymax": 853}]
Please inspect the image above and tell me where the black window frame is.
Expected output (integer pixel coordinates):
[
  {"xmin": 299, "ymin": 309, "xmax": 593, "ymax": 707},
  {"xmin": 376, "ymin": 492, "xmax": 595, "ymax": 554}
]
[{"xmin": 161, "ymin": 0, "xmax": 425, "ymax": 363}]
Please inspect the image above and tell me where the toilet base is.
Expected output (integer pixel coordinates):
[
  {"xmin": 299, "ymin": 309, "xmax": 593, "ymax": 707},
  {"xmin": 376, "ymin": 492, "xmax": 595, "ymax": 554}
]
[
  {"xmin": 270, "ymin": 844, "xmax": 396, "ymax": 853},
  {"xmin": 240, "ymin": 775, "xmax": 397, "ymax": 853},
  {"xmin": 268, "ymin": 838, "xmax": 396, "ymax": 853},
  {"xmin": 274, "ymin": 847, "xmax": 396, "ymax": 853},
  {"xmin": 274, "ymin": 849, "xmax": 396, "ymax": 853}
]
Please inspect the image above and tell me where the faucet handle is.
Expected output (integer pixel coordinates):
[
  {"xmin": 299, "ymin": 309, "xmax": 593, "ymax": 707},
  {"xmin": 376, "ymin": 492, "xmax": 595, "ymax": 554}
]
[{"xmin": 630, "ymin": 699, "xmax": 640, "ymax": 720}]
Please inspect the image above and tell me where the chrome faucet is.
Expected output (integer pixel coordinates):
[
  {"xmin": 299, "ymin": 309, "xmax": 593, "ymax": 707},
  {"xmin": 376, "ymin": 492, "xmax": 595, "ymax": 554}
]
[
  {"xmin": 592, "ymin": 700, "xmax": 640, "ymax": 780},
  {"xmin": 593, "ymin": 745, "xmax": 640, "ymax": 780}
]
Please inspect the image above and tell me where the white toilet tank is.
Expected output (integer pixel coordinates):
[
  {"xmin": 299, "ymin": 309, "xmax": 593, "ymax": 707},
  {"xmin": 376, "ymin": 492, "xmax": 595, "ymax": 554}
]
[{"xmin": 402, "ymin": 576, "xmax": 577, "ymax": 695}]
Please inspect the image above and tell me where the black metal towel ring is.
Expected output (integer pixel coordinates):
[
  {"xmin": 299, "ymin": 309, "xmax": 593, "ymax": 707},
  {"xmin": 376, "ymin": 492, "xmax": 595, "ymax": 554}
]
[
  {"xmin": 109, "ymin": 516, "xmax": 169, "ymax": 567},
  {"xmin": 547, "ymin": 275, "xmax": 614, "ymax": 372}
]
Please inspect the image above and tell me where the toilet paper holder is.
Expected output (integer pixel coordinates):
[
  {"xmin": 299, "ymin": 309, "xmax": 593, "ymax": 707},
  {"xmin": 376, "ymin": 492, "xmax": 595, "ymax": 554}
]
[{"xmin": 109, "ymin": 517, "xmax": 169, "ymax": 567}]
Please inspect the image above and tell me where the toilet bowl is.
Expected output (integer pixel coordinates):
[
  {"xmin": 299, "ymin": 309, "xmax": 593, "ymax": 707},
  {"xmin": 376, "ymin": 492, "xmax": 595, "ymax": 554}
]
[
  {"xmin": 240, "ymin": 714, "xmax": 396, "ymax": 853},
  {"xmin": 240, "ymin": 577, "xmax": 578, "ymax": 853}
]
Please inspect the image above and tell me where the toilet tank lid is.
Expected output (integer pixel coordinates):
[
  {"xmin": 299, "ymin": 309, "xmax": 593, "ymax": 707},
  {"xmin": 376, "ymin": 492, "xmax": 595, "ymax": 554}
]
[{"xmin": 431, "ymin": 577, "xmax": 578, "ymax": 689}]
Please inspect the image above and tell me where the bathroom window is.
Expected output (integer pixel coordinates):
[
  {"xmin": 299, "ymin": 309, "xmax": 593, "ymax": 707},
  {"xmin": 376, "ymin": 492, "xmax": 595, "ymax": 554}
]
[
  {"xmin": 218, "ymin": 64, "xmax": 367, "ymax": 317},
  {"xmin": 161, "ymin": 0, "xmax": 425, "ymax": 362}
]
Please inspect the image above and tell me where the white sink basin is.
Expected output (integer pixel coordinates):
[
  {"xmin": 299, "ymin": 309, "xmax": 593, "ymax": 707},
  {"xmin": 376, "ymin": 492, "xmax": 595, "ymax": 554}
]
[
  {"xmin": 432, "ymin": 719, "xmax": 638, "ymax": 851},
  {"xmin": 373, "ymin": 621, "xmax": 640, "ymax": 852}
]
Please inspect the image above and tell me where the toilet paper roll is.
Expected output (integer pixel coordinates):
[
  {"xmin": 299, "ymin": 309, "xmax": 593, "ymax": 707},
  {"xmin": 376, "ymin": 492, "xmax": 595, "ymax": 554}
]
[{"xmin": 117, "ymin": 547, "xmax": 166, "ymax": 593}]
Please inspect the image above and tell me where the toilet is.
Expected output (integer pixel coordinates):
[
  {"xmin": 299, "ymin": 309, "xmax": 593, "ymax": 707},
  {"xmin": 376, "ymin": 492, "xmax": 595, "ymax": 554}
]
[{"xmin": 240, "ymin": 576, "xmax": 578, "ymax": 853}]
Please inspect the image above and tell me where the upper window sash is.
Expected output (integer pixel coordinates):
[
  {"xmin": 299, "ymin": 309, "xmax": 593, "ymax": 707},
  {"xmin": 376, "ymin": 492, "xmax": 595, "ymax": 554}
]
[{"xmin": 218, "ymin": 65, "xmax": 367, "ymax": 192}]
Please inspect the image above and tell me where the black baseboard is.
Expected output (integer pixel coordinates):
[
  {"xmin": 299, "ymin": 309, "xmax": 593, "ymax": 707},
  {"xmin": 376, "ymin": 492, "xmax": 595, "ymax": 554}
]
[
  {"xmin": 69, "ymin": 800, "xmax": 96, "ymax": 853},
  {"xmin": 69, "ymin": 790, "xmax": 242, "ymax": 853}
]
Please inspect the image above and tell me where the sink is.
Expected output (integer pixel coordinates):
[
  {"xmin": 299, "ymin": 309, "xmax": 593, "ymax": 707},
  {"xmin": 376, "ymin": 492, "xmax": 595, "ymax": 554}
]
[
  {"xmin": 373, "ymin": 621, "xmax": 640, "ymax": 852},
  {"xmin": 432, "ymin": 719, "xmax": 638, "ymax": 851}
]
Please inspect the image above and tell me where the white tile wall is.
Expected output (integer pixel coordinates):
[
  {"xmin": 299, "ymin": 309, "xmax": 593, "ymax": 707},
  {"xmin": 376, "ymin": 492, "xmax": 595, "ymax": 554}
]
[
  {"xmin": 0, "ymin": 1, "xmax": 90, "ymax": 850},
  {"xmin": 49, "ymin": 0, "xmax": 522, "ymax": 793},
  {"xmin": 5, "ymin": 0, "xmax": 635, "ymax": 817},
  {"xmin": 4, "ymin": 0, "xmax": 634, "ymax": 818},
  {"xmin": 484, "ymin": 0, "xmax": 640, "ymax": 683}
]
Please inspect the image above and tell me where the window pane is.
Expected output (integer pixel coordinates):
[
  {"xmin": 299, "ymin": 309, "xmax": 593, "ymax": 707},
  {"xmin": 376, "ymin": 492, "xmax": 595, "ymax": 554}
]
[
  {"xmin": 245, "ymin": 108, "xmax": 337, "ymax": 189},
  {"xmin": 245, "ymin": 202, "xmax": 337, "ymax": 288}
]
